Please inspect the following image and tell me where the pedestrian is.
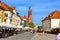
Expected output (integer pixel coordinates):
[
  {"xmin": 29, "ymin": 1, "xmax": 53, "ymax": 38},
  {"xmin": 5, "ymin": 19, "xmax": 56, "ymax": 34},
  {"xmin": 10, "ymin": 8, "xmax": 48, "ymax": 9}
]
[
  {"xmin": 40, "ymin": 28, "xmax": 44, "ymax": 36},
  {"xmin": 33, "ymin": 26, "xmax": 38, "ymax": 33},
  {"xmin": 30, "ymin": 29, "xmax": 33, "ymax": 33},
  {"xmin": 56, "ymin": 31, "xmax": 60, "ymax": 40},
  {"xmin": 33, "ymin": 30, "xmax": 35, "ymax": 34}
]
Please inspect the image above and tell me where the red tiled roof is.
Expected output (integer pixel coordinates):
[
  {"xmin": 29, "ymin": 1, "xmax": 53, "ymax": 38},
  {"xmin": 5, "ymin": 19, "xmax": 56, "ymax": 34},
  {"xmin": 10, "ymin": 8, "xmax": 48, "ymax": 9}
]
[
  {"xmin": 0, "ymin": 2, "xmax": 15, "ymax": 10},
  {"xmin": 25, "ymin": 16, "xmax": 28, "ymax": 20},
  {"xmin": 0, "ymin": 2, "xmax": 9, "ymax": 10},
  {"xmin": 20, "ymin": 16, "xmax": 24, "ymax": 19},
  {"xmin": 42, "ymin": 10, "xmax": 60, "ymax": 21},
  {"xmin": 20, "ymin": 16, "xmax": 28, "ymax": 21},
  {"xmin": 51, "ymin": 11, "xmax": 60, "ymax": 18},
  {"xmin": 10, "ymin": 6, "xmax": 15, "ymax": 10}
]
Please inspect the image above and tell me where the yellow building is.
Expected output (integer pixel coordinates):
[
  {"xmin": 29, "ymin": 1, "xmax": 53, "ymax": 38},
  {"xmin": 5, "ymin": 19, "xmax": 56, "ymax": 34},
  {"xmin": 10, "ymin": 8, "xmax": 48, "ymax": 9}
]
[
  {"xmin": 0, "ymin": 9, "xmax": 5, "ymax": 23},
  {"xmin": 0, "ymin": 1, "xmax": 21, "ymax": 28}
]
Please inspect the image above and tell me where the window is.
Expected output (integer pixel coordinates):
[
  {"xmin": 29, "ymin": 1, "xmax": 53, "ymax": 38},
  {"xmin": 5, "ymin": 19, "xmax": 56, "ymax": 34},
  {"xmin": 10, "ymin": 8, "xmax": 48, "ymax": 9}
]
[
  {"xmin": 10, "ymin": 14, "xmax": 13, "ymax": 19},
  {"xmin": 10, "ymin": 19, "xmax": 12, "ymax": 24},
  {"xmin": 5, "ymin": 13, "xmax": 8, "ymax": 17},
  {"xmin": 4, "ymin": 19, "xmax": 6, "ymax": 22}
]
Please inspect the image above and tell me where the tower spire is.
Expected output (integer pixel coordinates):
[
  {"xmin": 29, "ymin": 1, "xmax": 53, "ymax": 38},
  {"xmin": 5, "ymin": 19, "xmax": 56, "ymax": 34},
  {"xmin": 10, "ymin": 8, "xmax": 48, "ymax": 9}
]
[
  {"xmin": 29, "ymin": 6, "xmax": 32, "ymax": 10},
  {"xmin": 28, "ymin": 6, "xmax": 32, "ymax": 23}
]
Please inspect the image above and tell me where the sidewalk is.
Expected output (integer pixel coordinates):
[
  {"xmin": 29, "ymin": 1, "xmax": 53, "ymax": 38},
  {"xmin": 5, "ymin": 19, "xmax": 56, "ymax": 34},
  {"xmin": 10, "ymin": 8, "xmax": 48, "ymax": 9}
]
[
  {"xmin": 0, "ymin": 32, "xmax": 34, "ymax": 40},
  {"xmin": 31, "ymin": 33, "xmax": 57, "ymax": 40}
]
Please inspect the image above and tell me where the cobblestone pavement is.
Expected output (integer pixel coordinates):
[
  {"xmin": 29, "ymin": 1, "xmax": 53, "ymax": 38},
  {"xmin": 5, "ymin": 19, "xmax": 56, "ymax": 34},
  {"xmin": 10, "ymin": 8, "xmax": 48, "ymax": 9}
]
[
  {"xmin": 0, "ymin": 32, "xmax": 34, "ymax": 40},
  {"xmin": 0, "ymin": 32, "xmax": 57, "ymax": 40},
  {"xmin": 31, "ymin": 33, "xmax": 57, "ymax": 40}
]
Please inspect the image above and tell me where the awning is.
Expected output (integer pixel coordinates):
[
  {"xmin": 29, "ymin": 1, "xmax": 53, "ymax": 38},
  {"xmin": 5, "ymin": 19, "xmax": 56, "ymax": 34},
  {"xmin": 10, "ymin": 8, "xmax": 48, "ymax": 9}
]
[
  {"xmin": 17, "ymin": 26, "xmax": 23, "ymax": 28},
  {"xmin": 0, "ymin": 22, "xmax": 7, "ymax": 27},
  {"xmin": 0, "ymin": 22, "xmax": 23, "ymax": 28}
]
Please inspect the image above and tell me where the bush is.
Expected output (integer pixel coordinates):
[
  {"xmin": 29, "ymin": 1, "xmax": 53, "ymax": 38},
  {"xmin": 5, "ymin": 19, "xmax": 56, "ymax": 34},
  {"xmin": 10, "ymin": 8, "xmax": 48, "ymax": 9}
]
[
  {"xmin": 44, "ymin": 30, "xmax": 48, "ymax": 33},
  {"xmin": 38, "ymin": 26, "xmax": 43, "ymax": 29},
  {"xmin": 28, "ymin": 22, "xmax": 35, "ymax": 28}
]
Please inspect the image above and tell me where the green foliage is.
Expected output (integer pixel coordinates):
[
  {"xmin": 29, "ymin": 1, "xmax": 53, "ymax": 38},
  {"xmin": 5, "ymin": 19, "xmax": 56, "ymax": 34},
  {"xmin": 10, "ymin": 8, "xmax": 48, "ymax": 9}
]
[
  {"xmin": 28, "ymin": 22, "xmax": 35, "ymax": 28},
  {"xmin": 13, "ymin": 29, "xmax": 17, "ymax": 34},
  {"xmin": 38, "ymin": 26, "xmax": 43, "ymax": 29},
  {"xmin": 44, "ymin": 29, "xmax": 48, "ymax": 33}
]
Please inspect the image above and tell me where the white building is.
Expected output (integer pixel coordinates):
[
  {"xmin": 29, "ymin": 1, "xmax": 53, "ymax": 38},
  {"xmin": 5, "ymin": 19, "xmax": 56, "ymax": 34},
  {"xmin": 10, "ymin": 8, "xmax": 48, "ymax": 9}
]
[
  {"xmin": 42, "ymin": 10, "xmax": 60, "ymax": 30},
  {"xmin": 0, "ymin": 1, "xmax": 21, "ymax": 28}
]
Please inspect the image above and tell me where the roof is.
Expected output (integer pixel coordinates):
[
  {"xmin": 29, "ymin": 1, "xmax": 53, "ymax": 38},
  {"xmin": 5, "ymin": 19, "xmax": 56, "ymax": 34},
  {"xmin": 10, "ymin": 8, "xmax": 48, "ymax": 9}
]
[
  {"xmin": 0, "ymin": 2, "xmax": 9, "ymax": 10},
  {"xmin": 10, "ymin": 6, "xmax": 15, "ymax": 10},
  {"xmin": 42, "ymin": 10, "xmax": 60, "ymax": 21},
  {"xmin": 20, "ymin": 16, "xmax": 28, "ymax": 21},
  {"xmin": 0, "ymin": 2, "xmax": 15, "ymax": 11}
]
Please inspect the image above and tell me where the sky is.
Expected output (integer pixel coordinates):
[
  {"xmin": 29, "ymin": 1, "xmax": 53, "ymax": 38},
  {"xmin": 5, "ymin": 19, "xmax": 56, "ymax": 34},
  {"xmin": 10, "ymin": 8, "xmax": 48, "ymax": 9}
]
[{"xmin": 1, "ymin": 0, "xmax": 60, "ymax": 25}]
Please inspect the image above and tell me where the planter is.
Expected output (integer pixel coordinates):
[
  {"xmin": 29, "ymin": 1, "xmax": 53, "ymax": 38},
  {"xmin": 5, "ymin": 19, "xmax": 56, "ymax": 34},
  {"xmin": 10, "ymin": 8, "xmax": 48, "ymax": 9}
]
[
  {"xmin": 13, "ymin": 29, "xmax": 17, "ymax": 36},
  {"xmin": 13, "ymin": 34, "xmax": 16, "ymax": 36},
  {"xmin": 2, "ymin": 33, "xmax": 6, "ymax": 38}
]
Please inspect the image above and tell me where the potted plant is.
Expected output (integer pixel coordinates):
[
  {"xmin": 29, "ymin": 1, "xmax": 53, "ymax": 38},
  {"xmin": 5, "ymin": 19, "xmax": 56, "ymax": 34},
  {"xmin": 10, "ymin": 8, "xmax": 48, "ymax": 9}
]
[{"xmin": 13, "ymin": 29, "xmax": 17, "ymax": 36}]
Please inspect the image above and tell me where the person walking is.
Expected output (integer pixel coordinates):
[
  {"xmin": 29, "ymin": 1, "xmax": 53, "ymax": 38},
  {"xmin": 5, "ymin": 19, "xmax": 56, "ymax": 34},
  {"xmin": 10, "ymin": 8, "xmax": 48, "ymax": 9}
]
[
  {"xmin": 56, "ymin": 31, "xmax": 60, "ymax": 40},
  {"xmin": 40, "ymin": 28, "xmax": 44, "ymax": 36},
  {"xmin": 33, "ymin": 29, "xmax": 35, "ymax": 34}
]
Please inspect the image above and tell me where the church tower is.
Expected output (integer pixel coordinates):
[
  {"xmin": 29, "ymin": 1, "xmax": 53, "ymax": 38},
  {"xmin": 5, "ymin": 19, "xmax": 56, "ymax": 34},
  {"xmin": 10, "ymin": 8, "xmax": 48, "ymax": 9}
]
[{"xmin": 28, "ymin": 6, "xmax": 32, "ymax": 23}]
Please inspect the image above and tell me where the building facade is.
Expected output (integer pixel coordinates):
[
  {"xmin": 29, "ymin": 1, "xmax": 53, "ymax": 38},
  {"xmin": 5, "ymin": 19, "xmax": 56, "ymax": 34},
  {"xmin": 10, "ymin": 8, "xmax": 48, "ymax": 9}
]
[
  {"xmin": 0, "ymin": 1, "xmax": 21, "ymax": 28},
  {"xmin": 20, "ymin": 6, "xmax": 32, "ymax": 27},
  {"xmin": 42, "ymin": 10, "xmax": 60, "ymax": 30},
  {"xmin": 20, "ymin": 6, "xmax": 32, "ymax": 23}
]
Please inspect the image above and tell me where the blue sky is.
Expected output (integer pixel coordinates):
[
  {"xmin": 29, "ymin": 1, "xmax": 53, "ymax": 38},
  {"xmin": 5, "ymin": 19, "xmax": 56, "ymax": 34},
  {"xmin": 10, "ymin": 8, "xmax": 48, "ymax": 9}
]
[{"xmin": 2, "ymin": 0, "xmax": 60, "ymax": 25}]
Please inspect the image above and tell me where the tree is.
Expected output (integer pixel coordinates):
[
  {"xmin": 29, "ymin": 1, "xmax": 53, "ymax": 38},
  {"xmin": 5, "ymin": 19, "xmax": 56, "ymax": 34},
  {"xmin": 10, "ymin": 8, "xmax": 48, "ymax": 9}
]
[
  {"xmin": 38, "ymin": 26, "xmax": 43, "ymax": 29},
  {"xmin": 28, "ymin": 22, "xmax": 35, "ymax": 28}
]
